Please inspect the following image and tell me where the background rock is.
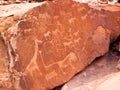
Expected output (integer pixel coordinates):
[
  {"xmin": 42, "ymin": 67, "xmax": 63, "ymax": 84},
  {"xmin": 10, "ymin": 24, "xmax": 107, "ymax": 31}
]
[
  {"xmin": 73, "ymin": 0, "xmax": 120, "ymax": 5},
  {"xmin": 62, "ymin": 51, "xmax": 120, "ymax": 90},
  {"xmin": 95, "ymin": 72, "xmax": 120, "ymax": 90}
]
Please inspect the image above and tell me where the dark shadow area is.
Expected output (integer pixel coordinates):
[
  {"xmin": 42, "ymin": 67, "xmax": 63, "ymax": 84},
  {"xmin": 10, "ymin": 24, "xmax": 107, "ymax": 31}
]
[
  {"xmin": 52, "ymin": 84, "xmax": 63, "ymax": 90},
  {"xmin": 110, "ymin": 35, "xmax": 120, "ymax": 57}
]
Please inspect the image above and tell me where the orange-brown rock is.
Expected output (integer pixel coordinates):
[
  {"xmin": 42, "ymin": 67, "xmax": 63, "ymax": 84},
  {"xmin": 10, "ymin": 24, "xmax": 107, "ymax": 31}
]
[
  {"xmin": 2, "ymin": 0, "xmax": 120, "ymax": 90},
  {"xmin": 0, "ymin": 16, "xmax": 19, "ymax": 33},
  {"xmin": 0, "ymin": 36, "xmax": 13, "ymax": 90}
]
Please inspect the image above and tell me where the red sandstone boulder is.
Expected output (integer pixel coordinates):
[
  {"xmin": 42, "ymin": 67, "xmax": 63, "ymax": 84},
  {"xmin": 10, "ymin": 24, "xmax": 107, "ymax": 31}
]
[{"xmin": 2, "ymin": 0, "xmax": 120, "ymax": 90}]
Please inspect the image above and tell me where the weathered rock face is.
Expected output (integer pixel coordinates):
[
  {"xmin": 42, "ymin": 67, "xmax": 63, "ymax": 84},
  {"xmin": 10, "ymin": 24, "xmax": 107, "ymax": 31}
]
[
  {"xmin": 0, "ymin": 37, "xmax": 13, "ymax": 90},
  {"xmin": 2, "ymin": 0, "xmax": 120, "ymax": 90},
  {"xmin": 61, "ymin": 51, "xmax": 120, "ymax": 90},
  {"xmin": 0, "ymin": 2, "xmax": 46, "ymax": 90},
  {"xmin": 95, "ymin": 72, "xmax": 120, "ymax": 90}
]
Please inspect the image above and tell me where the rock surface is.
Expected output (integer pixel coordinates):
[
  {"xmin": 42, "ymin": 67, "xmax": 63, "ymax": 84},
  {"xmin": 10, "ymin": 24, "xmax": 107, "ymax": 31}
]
[
  {"xmin": 74, "ymin": 0, "xmax": 119, "ymax": 5},
  {"xmin": 95, "ymin": 72, "xmax": 120, "ymax": 90},
  {"xmin": 0, "ymin": 0, "xmax": 120, "ymax": 90},
  {"xmin": 0, "ymin": 0, "xmax": 49, "ymax": 5},
  {"xmin": 2, "ymin": 0, "xmax": 120, "ymax": 90},
  {"xmin": 0, "ymin": 37, "xmax": 13, "ymax": 90},
  {"xmin": 0, "ymin": 2, "xmax": 45, "ymax": 17},
  {"xmin": 61, "ymin": 51, "xmax": 120, "ymax": 90},
  {"xmin": 0, "ymin": 2, "xmax": 45, "ymax": 90}
]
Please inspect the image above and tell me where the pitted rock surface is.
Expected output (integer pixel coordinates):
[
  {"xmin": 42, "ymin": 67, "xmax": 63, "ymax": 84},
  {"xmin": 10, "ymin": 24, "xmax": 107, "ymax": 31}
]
[
  {"xmin": 0, "ymin": 36, "xmax": 13, "ymax": 90},
  {"xmin": 3, "ymin": 0, "xmax": 120, "ymax": 90}
]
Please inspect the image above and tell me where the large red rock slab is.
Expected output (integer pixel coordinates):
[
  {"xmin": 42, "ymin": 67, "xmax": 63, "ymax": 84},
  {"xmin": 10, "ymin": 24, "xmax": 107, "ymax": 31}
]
[{"xmin": 3, "ymin": 0, "xmax": 120, "ymax": 90}]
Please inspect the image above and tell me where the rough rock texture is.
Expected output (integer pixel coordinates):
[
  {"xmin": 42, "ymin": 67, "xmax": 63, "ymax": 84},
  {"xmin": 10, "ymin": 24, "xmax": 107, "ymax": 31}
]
[
  {"xmin": 0, "ymin": 0, "xmax": 51, "ymax": 5},
  {"xmin": 74, "ymin": 0, "xmax": 119, "ymax": 5},
  {"xmin": 0, "ymin": 2, "xmax": 45, "ymax": 17},
  {"xmin": 0, "ymin": 16, "xmax": 19, "ymax": 33},
  {"xmin": 61, "ymin": 51, "xmax": 120, "ymax": 90},
  {"xmin": 0, "ymin": 2, "xmax": 45, "ymax": 90},
  {"xmin": 0, "ymin": 36, "xmax": 13, "ymax": 90},
  {"xmin": 1, "ymin": 0, "xmax": 120, "ymax": 90}
]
